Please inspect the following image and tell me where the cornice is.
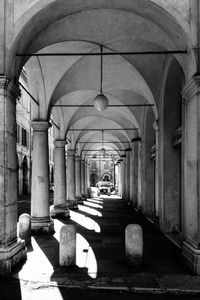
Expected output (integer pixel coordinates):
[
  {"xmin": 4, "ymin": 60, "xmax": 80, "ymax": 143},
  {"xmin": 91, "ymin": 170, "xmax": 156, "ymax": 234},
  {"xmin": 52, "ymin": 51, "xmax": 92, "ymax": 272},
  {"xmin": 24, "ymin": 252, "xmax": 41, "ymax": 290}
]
[
  {"xmin": 182, "ymin": 75, "xmax": 200, "ymax": 103},
  {"xmin": 54, "ymin": 140, "xmax": 66, "ymax": 148},
  {"xmin": 0, "ymin": 76, "xmax": 21, "ymax": 102},
  {"xmin": 31, "ymin": 121, "xmax": 50, "ymax": 131}
]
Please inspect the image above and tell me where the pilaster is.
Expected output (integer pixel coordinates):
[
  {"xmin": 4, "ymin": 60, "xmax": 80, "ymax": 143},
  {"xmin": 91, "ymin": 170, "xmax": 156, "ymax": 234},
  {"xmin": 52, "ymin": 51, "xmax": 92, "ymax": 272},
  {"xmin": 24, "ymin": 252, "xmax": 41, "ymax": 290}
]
[
  {"xmin": 0, "ymin": 77, "xmax": 26, "ymax": 274},
  {"xmin": 181, "ymin": 75, "xmax": 200, "ymax": 274}
]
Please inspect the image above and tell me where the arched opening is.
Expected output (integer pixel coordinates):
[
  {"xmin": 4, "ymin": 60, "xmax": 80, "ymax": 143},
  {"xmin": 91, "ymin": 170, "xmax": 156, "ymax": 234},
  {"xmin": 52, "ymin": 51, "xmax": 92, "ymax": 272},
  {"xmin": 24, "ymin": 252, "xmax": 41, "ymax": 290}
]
[
  {"xmin": 160, "ymin": 58, "xmax": 184, "ymax": 234},
  {"xmin": 103, "ymin": 173, "xmax": 111, "ymax": 182}
]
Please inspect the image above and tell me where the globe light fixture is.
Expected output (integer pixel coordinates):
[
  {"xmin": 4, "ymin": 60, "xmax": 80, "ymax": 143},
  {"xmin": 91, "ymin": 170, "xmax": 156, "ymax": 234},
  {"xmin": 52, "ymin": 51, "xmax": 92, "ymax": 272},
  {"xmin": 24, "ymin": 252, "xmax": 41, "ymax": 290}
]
[{"xmin": 93, "ymin": 45, "xmax": 109, "ymax": 111}]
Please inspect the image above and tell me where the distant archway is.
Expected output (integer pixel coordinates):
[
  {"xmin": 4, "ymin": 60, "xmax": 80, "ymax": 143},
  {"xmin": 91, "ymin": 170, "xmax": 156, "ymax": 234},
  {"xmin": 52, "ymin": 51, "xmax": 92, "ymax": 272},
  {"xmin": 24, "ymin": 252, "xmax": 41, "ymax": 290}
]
[{"xmin": 103, "ymin": 173, "xmax": 111, "ymax": 182}]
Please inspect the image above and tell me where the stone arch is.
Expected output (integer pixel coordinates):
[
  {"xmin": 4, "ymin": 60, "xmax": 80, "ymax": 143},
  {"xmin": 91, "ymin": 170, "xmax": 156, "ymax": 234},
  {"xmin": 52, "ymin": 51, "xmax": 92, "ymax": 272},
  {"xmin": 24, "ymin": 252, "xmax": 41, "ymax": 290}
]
[{"xmin": 9, "ymin": 0, "xmax": 196, "ymax": 80}]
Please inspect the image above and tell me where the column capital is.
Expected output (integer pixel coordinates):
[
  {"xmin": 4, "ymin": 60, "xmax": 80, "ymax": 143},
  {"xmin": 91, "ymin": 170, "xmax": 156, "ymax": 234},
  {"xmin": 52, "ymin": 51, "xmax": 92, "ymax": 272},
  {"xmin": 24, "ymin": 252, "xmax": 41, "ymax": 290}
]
[
  {"xmin": 0, "ymin": 76, "xmax": 21, "ymax": 102},
  {"xmin": 124, "ymin": 148, "xmax": 132, "ymax": 152},
  {"xmin": 31, "ymin": 121, "xmax": 50, "ymax": 132},
  {"xmin": 67, "ymin": 149, "xmax": 76, "ymax": 156},
  {"xmin": 75, "ymin": 156, "xmax": 81, "ymax": 161},
  {"xmin": 54, "ymin": 140, "xmax": 66, "ymax": 148},
  {"xmin": 182, "ymin": 75, "xmax": 200, "ymax": 103}
]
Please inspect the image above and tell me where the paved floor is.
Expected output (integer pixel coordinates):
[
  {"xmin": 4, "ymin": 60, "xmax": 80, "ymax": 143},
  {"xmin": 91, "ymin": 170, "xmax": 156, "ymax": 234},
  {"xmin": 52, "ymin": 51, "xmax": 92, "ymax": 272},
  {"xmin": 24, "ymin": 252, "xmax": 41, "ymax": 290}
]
[{"xmin": 1, "ymin": 195, "xmax": 200, "ymax": 299}]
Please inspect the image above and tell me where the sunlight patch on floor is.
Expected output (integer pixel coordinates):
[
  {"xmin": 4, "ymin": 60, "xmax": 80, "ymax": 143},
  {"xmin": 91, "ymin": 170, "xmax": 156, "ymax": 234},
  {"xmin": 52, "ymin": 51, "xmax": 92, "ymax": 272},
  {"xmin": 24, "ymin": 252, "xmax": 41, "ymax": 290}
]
[
  {"xmin": 53, "ymin": 220, "xmax": 98, "ymax": 279},
  {"xmin": 69, "ymin": 210, "xmax": 101, "ymax": 232},
  {"xmin": 16, "ymin": 237, "xmax": 54, "ymax": 282},
  {"xmin": 78, "ymin": 204, "xmax": 102, "ymax": 216},
  {"xmin": 19, "ymin": 280, "xmax": 64, "ymax": 300},
  {"xmin": 83, "ymin": 201, "xmax": 103, "ymax": 209},
  {"xmin": 76, "ymin": 233, "xmax": 97, "ymax": 279},
  {"xmin": 86, "ymin": 198, "xmax": 104, "ymax": 204}
]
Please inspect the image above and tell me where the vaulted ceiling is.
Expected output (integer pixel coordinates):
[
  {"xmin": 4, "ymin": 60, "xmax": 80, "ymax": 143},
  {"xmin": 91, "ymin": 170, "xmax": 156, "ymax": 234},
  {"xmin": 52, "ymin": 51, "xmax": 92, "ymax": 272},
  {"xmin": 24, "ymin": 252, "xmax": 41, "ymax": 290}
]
[{"xmin": 11, "ymin": 0, "xmax": 195, "ymax": 160}]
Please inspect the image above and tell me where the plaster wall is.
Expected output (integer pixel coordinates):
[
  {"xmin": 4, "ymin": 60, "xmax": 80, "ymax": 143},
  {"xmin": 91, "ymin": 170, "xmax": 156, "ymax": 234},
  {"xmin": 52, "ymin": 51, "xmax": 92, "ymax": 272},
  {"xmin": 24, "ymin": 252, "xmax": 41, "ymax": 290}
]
[{"xmin": 162, "ymin": 59, "xmax": 183, "ymax": 232}]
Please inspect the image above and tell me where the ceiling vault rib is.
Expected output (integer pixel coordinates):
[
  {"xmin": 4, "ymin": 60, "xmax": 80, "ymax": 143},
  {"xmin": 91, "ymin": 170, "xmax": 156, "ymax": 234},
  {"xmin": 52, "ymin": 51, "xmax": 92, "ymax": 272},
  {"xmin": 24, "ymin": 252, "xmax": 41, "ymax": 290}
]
[
  {"xmin": 78, "ymin": 141, "xmax": 129, "ymax": 143},
  {"xmin": 16, "ymin": 50, "xmax": 187, "ymax": 57},
  {"xmin": 19, "ymin": 81, "xmax": 39, "ymax": 105},
  {"xmin": 19, "ymin": 81, "xmax": 60, "ymax": 130},
  {"xmin": 68, "ymin": 128, "xmax": 138, "ymax": 131},
  {"xmin": 51, "ymin": 104, "xmax": 154, "ymax": 107},
  {"xmin": 82, "ymin": 150, "xmax": 122, "ymax": 152}
]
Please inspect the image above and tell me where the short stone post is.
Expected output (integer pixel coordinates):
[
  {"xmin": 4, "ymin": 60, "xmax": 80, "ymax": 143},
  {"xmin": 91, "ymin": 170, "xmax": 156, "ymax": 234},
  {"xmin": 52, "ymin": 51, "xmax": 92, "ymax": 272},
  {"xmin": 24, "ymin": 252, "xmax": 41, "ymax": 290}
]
[
  {"xmin": 19, "ymin": 214, "xmax": 31, "ymax": 243},
  {"xmin": 59, "ymin": 225, "xmax": 76, "ymax": 266},
  {"xmin": 125, "ymin": 224, "xmax": 143, "ymax": 266}
]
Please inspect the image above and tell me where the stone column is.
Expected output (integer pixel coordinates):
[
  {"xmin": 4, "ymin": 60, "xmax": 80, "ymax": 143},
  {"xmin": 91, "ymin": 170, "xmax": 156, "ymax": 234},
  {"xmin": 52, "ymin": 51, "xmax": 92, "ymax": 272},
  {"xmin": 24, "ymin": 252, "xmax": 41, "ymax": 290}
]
[
  {"xmin": 86, "ymin": 162, "xmax": 90, "ymax": 197},
  {"xmin": 125, "ymin": 149, "xmax": 131, "ymax": 205},
  {"xmin": 153, "ymin": 122, "xmax": 159, "ymax": 217},
  {"xmin": 131, "ymin": 140, "xmax": 140, "ymax": 209},
  {"xmin": 84, "ymin": 161, "xmax": 88, "ymax": 196},
  {"xmin": 51, "ymin": 140, "xmax": 70, "ymax": 218},
  {"xmin": 67, "ymin": 150, "xmax": 78, "ymax": 209},
  {"xmin": 0, "ymin": 77, "xmax": 26, "ymax": 274},
  {"xmin": 75, "ymin": 156, "xmax": 82, "ymax": 203},
  {"xmin": 81, "ymin": 159, "xmax": 86, "ymax": 197},
  {"xmin": 130, "ymin": 147, "xmax": 134, "ymax": 206},
  {"xmin": 31, "ymin": 121, "xmax": 54, "ymax": 233},
  {"xmin": 181, "ymin": 76, "xmax": 200, "ymax": 274},
  {"xmin": 113, "ymin": 161, "xmax": 116, "ymax": 188},
  {"xmin": 137, "ymin": 141, "xmax": 142, "ymax": 210},
  {"xmin": 116, "ymin": 162, "xmax": 120, "ymax": 196},
  {"xmin": 120, "ymin": 157, "xmax": 126, "ymax": 199},
  {"xmin": 117, "ymin": 162, "xmax": 122, "ymax": 197}
]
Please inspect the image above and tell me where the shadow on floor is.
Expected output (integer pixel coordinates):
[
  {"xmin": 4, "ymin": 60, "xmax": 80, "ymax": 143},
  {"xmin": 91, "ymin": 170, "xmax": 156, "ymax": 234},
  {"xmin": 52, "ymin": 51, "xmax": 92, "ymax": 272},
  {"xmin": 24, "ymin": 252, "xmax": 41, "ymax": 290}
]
[{"xmin": 6, "ymin": 195, "xmax": 193, "ymax": 299}]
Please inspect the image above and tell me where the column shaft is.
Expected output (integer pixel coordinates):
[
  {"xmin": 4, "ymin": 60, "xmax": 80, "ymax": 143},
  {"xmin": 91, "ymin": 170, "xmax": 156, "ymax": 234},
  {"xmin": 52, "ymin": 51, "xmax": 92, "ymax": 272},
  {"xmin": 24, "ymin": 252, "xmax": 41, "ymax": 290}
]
[
  {"xmin": 81, "ymin": 159, "xmax": 86, "ymax": 197},
  {"xmin": 67, "ymin": 150, "xmax": 78, "ymax": 209},
  {"xmin": 125, "ymin": 149, "xmax": 131, "ymax": 204},
  {"xmin": 86, "ymin": 162, "xmax": 90, "ymax": 197},
  {"xmin": 0, "ymin": 77, "xmax": 26, "ymax": 274},
  {"xmin": 31, "ymin": 121, "xmax": 54, "ymax": 233},
  {"xmin": 75, "ymin": 156, "xmax": 83, "ymax": 203},
  {"xmin": 51, "ymin": 140, "xmax": 69, "ymax": 218},
  {"xmin": 121, "ymin": 159, "xmax": 125, "ymax": 199}
]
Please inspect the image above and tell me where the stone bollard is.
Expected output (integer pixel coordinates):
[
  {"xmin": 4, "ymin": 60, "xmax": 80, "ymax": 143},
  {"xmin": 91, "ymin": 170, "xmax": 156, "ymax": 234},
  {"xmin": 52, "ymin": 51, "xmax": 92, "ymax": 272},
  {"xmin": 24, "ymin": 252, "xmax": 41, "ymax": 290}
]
[
  {"xmin": 59, "ymin": 225, "xmax": 76, "ymax": 266},
  {"xmin": 19, "ymin": 213, "xmax": 31, "ymax": 243},
  {"xmin": 125, "ymin": 224, "xmax": 143, "ymax": 266}
]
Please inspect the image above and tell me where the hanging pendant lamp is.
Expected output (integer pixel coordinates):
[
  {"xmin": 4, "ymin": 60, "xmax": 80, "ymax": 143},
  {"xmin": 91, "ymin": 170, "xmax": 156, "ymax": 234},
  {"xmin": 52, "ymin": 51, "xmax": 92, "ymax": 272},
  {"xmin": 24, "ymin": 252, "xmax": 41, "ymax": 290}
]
[{"xmin": 93, "ymin": 45, "xmax": 109, "ymax": 111}]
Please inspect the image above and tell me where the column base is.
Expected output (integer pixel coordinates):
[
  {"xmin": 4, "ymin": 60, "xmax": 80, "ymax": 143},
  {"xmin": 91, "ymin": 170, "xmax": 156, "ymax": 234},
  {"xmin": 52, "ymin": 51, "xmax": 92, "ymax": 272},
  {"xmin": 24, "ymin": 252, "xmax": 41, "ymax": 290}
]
[
  {"xmin": 51, "ymin": 205, "xmax": 70, "ymax": 219},
  {"xmin": 67, "ymin": 200, "xmax": 79, "ymax": 210},
  {"xmin": 182, "ymin": 241, "xmax": 200, "ymax": 274},
  {"xmin": 31, "ymin": 217, "xmax": 54, "ymax": 234},
  {"xmin": 76, "ymin": 197, "xmax": 84, "ymax": 204},
  {"xmin": 0, "ymin": 239, "xmax": 26, "ymax": 275}
]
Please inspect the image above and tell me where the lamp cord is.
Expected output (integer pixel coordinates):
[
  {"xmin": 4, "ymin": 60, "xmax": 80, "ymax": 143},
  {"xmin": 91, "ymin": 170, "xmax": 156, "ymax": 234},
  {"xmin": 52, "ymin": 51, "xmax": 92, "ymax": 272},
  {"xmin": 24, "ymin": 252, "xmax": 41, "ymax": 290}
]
[{"xmin": 100, "ymin": 45, "xmax": 103, "ymax": 93}]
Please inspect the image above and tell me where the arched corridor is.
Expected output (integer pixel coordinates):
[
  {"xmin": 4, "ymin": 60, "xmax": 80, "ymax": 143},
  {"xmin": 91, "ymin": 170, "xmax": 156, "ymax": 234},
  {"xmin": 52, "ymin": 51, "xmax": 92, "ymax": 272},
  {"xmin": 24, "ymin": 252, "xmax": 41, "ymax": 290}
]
[{"xmin": 0, "ymin": 1, "xmax": 200, "ymax": 290}]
